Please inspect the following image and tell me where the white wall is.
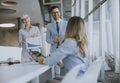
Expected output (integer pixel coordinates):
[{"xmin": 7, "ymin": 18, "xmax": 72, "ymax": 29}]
[{"xmin": 0, "ymin": 46, "xmax": 22, "ymax": 61}]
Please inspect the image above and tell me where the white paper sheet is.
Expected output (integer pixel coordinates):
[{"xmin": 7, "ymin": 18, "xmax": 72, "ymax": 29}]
[{"xmin": 26, "ymin": 37, "xmax": 42, "ymax": 49}]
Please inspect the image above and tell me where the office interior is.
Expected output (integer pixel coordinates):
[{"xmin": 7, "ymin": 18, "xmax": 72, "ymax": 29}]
[{"xmin": 0, "ymin": 0, "xmax": 119, "ymax": 83}]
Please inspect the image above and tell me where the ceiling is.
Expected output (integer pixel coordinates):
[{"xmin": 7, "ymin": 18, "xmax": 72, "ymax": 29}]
[{"xmin": 0, "ymin": 0, "xmax": 43, "ymax": 29}]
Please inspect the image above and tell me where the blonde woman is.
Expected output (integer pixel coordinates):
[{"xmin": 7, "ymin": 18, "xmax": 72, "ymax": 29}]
[
  {"xmin": 37, "ymin": 16, "xmax": 88, "ymax": 83},
  {"xmin": 19, "ymin": 14, "xmax": 41, "ymax": 62}
]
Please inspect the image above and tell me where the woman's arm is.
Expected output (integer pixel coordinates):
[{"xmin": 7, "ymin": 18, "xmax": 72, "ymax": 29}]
[
  {"xmin": 18, "ymin": 30, "xmax": 25, "ymax": 46},
  {"xmin": 42, "ymin": 39, "xmax": 75, "ymax": 66}
]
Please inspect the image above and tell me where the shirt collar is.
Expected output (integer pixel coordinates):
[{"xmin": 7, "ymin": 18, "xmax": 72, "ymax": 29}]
[
  {"xmin": 54, "ymin": 19, "xmax": 61, "ymax": 23},
  {"xmin": 23, "ymin": 25, "xmax": 32, "ymax": 29}
]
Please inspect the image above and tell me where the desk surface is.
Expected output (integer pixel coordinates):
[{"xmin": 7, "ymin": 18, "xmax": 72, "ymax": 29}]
[{"xmin": 0, "ymin": 62, "xmax": 50, "ymax": 83}]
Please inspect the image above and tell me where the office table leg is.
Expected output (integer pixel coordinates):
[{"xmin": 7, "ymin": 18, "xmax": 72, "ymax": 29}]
[
  {"xmin": 31, "ymin": 76, "xmax": 39, "ymax": 83},
  {"xmin": 51, "ymin": 65, "xmax": 55, "ymax": 79}
]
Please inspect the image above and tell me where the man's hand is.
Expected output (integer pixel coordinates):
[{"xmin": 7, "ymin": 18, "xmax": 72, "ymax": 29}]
[{"xmin": 53, "ymin": 37, "xmax": 61, "ymax": 43}]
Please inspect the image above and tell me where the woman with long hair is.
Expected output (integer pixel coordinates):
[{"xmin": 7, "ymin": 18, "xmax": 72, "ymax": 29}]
[{"xmin": 37, "ymin": 16, "xmax": 88, "ymax": 83}]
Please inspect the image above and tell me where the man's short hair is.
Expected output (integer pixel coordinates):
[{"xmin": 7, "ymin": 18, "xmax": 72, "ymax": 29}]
[{"xmin": 50, "ymin": 6, "xmax": 59, "ymax": 12}]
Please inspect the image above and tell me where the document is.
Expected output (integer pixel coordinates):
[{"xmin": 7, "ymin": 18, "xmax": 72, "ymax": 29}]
[{"xmin": 26, "ymin": 37, "xmax": 42, "ymax": 49}]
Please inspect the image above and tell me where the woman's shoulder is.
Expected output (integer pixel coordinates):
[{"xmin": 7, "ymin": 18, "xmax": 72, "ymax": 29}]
[
  {"xmin": 31, "ymin": 25, "xmax": 38, "ymax": 28},
  {"xmin": 19, "ymin": 28, "xmax": 24, "ymax": 32},
  {"xmin": 65, "ymin": 38, "xmax": 75, "ymax": 41},
  {"xmin": 64, "ymin": 38, "xmax": 76, "ymax": 45}
]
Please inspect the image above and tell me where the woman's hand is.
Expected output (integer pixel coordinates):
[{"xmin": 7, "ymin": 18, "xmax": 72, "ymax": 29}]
[
  {"xmin": 19, "ymin": 41, "xmax": 25, "ymax": 46},
  {"xmin": 37, "ymin": 56, "xmax": 44, "ymax": 64},
  {"xmin": 32, "ymin": 34, "xmax": 38, "ymax": 37}
]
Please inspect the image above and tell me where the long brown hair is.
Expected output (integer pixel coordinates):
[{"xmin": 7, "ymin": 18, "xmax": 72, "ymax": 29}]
[{"xmin": 65, "ymin": 16, "xmax": 88, "ymax": 57}]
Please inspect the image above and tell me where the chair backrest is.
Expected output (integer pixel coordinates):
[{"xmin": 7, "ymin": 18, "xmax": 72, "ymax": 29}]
[
  {"xmin": 77, "ymin": 56, "xmax": 104, "ymax": 83},
  {"xmin": 61, "ymin": 56, "xmax": 104, "ymax": 83},
  {"xmin": 61, "ymin": 64, "xmax": 85, "ymax": 83}
]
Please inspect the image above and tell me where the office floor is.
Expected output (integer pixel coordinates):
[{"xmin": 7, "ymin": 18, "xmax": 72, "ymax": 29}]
[{"xmin": 39, "ymin": 67, "xmax": 66, "ymax": 83}]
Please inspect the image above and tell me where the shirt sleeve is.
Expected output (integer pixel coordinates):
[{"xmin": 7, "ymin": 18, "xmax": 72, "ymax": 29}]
[
  {"xmin": 18, "ymin": 30, "xmax": 23, "ymax": 47},
  {"xmin": 44, "ymin": 39, "xmax": 75, "ymax": 66},
  {"xmin": 36, "ymin": 27, "xmax": 42, "ymax": 45},
  {"xmin": 18, "ymin": 30, "xmax": 22, "ymax": 43},
  {"xmin": 36, "ymin": 27, "xmax": 41, "ymax": 37}
]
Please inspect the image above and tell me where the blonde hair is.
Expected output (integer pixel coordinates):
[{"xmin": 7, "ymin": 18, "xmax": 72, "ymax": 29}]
[{"xmin": 65, "ymin": 16, "xmax": 88, "ymax": 57}]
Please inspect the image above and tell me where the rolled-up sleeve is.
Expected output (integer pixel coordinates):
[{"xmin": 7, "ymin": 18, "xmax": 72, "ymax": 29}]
[
  {"xmin": 36, "ymin": 27, "xmax": 41, "ymax": 36},
  {"xmin": 18, "ymin": 30, "xmax": 22, "ymax": 43}
]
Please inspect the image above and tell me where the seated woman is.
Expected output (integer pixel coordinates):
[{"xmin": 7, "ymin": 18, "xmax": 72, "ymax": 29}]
[{"xmin": 37, "ymin": 16, "xmax": 88, "ymax": 83}]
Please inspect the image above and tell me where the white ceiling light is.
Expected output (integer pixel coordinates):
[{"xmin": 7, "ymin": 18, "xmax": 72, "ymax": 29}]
[
  {"xmin": 0, "ymin": 23, "xmax": 15, "ymax": 28},
  {"xmin": 1, "ymin": 1, "xmax": 17, "ymax": 6}
]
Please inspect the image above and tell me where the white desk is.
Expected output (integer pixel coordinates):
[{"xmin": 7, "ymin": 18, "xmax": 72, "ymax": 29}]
[{"xmin": 0, "ymin": 62, "xmax": 50, "ymax": 83}]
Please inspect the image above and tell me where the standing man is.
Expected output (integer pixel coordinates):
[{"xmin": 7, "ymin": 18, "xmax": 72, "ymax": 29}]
[
  {"xmin": 19, "ymin": 14, "xmax": 41, "ymax": 62},
  {"xmin": 46, "ymin": 6, "xmax": 67, "ymax": 76}
]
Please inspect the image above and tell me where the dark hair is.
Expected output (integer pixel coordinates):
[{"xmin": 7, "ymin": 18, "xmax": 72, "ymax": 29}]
[{"xmin": 50, "ymin": 6, "xmax": 59, "ymax": 12}]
